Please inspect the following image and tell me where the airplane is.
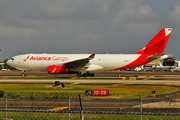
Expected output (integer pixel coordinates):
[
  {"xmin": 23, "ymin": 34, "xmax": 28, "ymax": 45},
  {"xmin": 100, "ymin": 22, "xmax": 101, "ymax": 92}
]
[
  {"xmin": 169, "ymin": 61, "xmax": 180, "ymax": 72},
  {"xmin": 134, "ymin": 54, "xmax": 175, "ymax": 71},
  {"xmin": 6, "ymin": 28, "xmax": 172, "ymax": 77}
]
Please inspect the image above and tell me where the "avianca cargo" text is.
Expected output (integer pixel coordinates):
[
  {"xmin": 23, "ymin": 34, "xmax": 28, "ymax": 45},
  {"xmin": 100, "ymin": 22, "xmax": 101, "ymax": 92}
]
[{"xmin": 25, "ymin": 56, "xmax": 68, "ymax": 62}]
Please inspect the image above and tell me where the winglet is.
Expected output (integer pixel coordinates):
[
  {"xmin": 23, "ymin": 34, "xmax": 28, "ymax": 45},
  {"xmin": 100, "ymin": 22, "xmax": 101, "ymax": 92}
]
[
  {"xmin": 88, "ymin": 53, "xmax": 95, "ymax": 60},
  {"xmin": 134, "ymin": 28, "xmax": 172, "ymax": 55}
]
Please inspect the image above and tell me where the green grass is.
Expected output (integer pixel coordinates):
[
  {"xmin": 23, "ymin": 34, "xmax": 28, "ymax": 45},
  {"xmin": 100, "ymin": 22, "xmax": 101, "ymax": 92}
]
[
  {"xmin": 0, "ymin": 84, "xmax": 178, "ymax": 99},
  {"xmin": 0, "ymin": 84, "xmax": 179, "ymax": 119}
]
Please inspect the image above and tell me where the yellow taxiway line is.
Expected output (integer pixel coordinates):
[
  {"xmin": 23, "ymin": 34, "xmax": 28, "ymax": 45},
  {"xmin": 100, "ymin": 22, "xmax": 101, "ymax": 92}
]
[{"xmin": 50, "ymin": 106, "xmax": 68, "ymax": 110}]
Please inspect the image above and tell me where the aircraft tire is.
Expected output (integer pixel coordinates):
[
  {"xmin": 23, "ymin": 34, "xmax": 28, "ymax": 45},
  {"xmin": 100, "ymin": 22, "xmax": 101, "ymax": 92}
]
[
  {"xmin": 89, "ymin": 73, "xmax": 95, "ymax": 77},
  {"xmin": 82, "ymin": 73, "xmax": 87, "ymax": 77},
  {"xmin": 77, "ymin": 73, "xmax": 82, "ymax": 77},
  {"xmin": 22, "ymin": 74, "xmax": 26, "ymax": 77}
]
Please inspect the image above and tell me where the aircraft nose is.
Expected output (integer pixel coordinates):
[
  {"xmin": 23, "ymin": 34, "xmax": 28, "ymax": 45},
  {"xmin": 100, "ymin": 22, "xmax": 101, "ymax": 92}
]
[{"xmin": 6, "ymin": 60, "xmax": 11, "ymax": 65}]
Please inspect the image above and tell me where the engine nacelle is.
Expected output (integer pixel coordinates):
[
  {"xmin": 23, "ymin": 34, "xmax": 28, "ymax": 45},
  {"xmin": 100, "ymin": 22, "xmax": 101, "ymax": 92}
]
[{"xmin": 48, "ymin": 65, "xmax": 68, "ymax": 74}]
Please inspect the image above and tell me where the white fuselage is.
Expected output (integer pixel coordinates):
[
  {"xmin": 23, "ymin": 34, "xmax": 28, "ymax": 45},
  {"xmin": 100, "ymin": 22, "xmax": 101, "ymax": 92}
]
[
  {"xmin": 7, "ymin": 53, "xmax": 142, "ymax": 71},
  {"xmin": 6, "ymin": 28, "xmax": 172, "ymax": 74}
]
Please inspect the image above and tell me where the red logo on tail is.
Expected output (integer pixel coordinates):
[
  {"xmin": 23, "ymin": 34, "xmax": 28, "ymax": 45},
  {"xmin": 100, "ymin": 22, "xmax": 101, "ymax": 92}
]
[{"xmin": 23, "ymin": 56, "xmax": 29, "ymax": 62}]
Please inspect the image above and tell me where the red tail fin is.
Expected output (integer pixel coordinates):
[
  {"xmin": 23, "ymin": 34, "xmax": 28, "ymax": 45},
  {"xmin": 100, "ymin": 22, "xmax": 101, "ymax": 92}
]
[{"xmin": 134, "ymin": 28, "xmax": 172, "ymax": 55}]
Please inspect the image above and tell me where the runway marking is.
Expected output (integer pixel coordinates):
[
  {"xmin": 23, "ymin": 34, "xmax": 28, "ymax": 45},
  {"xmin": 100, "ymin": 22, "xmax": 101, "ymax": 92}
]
[
  {"xmin": 112, "ymin": 83, "xmax": 134, "ymax": 86},
  {"xmin": 50, "ymin": 106, "xmax": 68, "ymax": 110},
  {"xmin": 143, "ymin": 78, "xmax": 149, "ymax": 80},
  {"xmin": 71, "ymin": 82, "xmax": 81, "ymax": 85},
  {"xmin": 122, "ymin": 77, "xmax": 126, "ymax": 80},
  {"xmin": 122, "ymin": 77, "xmax": 136, "ymax": 80},
  {"xmin": 129, "ymin": 77, "xmax": 136, "ymax": 80},
  {"xmin": 138, "ymin": 76, "xmax": 147, "ymax": 78},
  {"xmin": 139, "ymin": 76, "xmax": 155, "ymax": 78},
  {"xmin": 2, "ymin": 77, "xmax": 8, "ymax": 79},
  {"xmin": 71, "ymin": 77, "xmax": 77, "ymax": 79},
  {"xmin": 149, "ymin": 76, "xmax": 155, "ymax": 78}
]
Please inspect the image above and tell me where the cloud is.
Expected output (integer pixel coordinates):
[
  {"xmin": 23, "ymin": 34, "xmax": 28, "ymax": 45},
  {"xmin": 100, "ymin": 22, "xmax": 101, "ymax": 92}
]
[
  {"xmin": 37, "ymin": 0, "xmax": 82, "ymax": 18},
  {"xmin": 111, "ymin": 0, "xmax": 158, "ymax": 36},
  {"xmin": 0, "ymin": 0, "xmax": 179, "ymax": 60},
  {"xmin": 167, "ymin": 2, "xmax": 180, "ymax": 24}
]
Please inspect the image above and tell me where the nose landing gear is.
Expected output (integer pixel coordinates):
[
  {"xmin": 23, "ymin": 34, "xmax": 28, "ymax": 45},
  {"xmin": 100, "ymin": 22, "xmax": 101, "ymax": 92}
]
[{"xmin": 22, "ymin": 70, "xmax": 26, "ymax": 77}]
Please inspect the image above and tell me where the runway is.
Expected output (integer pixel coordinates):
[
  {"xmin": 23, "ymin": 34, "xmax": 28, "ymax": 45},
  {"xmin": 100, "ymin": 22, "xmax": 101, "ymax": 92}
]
[
  {"xmin": 0, "ymin": 70, "xmax": 180, "ymax": 86},
  {"xmin": 1, "ymin": 71, "xmax": 180, "ymax": 90},
  {"xmin": 0, "ymin": 79, "xmax": 180, "ymax": 86}
]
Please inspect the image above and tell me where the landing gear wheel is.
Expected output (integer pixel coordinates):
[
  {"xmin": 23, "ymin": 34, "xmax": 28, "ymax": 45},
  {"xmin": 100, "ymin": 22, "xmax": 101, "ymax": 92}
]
[
  {"xmin": 82, "ymin": 72, "xmax": 95, "ymax": 77},
  {"xmin": 77, "ymin": 73, "xmax": 82, "ymax": 77},
  {"xmin": 82, "ymin": 73, "xmax": 87, "ymax": 77},
  {"xmin": 89, "ymin": 73, "xmax": 95, "ymax": 77},
  {"xmin": 22, "ymin": 70, "xmax": 26, "ymax": 77},
  {"xmin": 22, "ymin": 74, "xmax": 26, "ymax": 77}
]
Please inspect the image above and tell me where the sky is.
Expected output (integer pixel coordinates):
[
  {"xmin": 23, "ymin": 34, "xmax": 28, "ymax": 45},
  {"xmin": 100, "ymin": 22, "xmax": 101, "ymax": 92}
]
[{"xmin": 0, "ymin": 0, "xmax": 179, "ymax": 61}]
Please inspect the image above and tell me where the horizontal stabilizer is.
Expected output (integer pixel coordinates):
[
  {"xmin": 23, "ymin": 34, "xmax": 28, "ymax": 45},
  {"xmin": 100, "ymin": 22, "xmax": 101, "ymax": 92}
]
[{"xmin": 147, "ymin": 54, "xmax": 164, "ymax": 61}]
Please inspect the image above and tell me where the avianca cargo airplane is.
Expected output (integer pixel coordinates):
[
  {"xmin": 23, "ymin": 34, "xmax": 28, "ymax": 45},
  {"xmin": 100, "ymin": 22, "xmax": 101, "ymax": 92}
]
[{"xmin": 7, "ymin": 28, "xmax": 172, "ymax": 77}]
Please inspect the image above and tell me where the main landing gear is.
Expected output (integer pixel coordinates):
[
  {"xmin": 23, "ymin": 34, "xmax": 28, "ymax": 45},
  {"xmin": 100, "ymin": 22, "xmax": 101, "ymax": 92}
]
[
  {"xmin": 22, "ymin": 70, "xmax": 26, "ymax": 77},
  {"xmin": 77, "ymin": 72, "xmax": 95, "ymax": 77}
]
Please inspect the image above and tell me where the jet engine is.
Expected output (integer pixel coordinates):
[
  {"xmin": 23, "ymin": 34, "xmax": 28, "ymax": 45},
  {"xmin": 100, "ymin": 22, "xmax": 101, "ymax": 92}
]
[{"xmin": 48, "ymin": 65, "xmax": 68, "ymax": 74}]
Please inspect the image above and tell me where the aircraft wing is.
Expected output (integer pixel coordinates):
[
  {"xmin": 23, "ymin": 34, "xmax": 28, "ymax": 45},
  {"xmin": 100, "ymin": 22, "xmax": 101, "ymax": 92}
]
[
  {"xmin": 62, "ymin": 53, "xmax": 95, "ymax": 70},
  {"xmin": 147, "ymin": 54, "xmax": 164, "ymax": 61}
]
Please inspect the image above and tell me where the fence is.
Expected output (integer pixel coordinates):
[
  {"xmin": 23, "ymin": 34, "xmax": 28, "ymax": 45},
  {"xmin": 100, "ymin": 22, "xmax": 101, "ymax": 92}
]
[{"xmin": 0, "ymin": 92, "xmax": 180, "ymax": 120}]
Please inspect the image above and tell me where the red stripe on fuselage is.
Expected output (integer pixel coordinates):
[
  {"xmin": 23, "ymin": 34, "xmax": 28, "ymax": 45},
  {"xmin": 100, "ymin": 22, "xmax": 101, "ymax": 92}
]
[{"xmin": 114, "ymin": 54, "xmax": 150, "ymax": 70}]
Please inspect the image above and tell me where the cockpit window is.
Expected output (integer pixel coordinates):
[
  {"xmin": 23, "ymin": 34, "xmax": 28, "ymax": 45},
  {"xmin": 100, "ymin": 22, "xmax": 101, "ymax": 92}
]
[{"xmin": 11, "ymin": 58, "xmax": 14, "ymax": 60}]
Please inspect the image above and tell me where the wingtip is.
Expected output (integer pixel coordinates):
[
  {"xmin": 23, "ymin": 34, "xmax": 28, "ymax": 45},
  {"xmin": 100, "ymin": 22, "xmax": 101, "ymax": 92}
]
[{"xmin": 89, "ymin": 53, "xmax": 95, "ymax": 59}]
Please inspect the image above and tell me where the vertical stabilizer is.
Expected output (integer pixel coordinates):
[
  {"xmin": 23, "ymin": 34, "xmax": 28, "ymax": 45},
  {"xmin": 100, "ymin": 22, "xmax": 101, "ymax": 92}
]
[{"xmin": 134, "ymin": 28, "xmax": 172, "ymax": 55}]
